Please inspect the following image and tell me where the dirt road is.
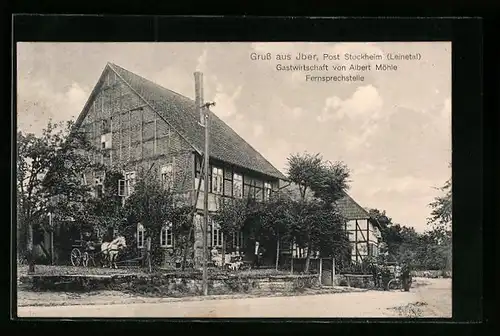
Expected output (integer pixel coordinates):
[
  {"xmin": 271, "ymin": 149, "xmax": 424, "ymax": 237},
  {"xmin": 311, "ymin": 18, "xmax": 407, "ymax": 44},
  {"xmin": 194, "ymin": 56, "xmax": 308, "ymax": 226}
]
[{"xmin": 17, "ymin": 278, "xmax": 451, "ymax": 318}]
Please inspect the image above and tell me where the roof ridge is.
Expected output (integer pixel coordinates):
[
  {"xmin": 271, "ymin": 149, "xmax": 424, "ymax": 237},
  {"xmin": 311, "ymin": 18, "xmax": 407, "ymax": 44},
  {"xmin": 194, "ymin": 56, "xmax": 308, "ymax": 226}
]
[{"xmin": 109, "ymin": 62, "xmax": 196, "ymax": 104}]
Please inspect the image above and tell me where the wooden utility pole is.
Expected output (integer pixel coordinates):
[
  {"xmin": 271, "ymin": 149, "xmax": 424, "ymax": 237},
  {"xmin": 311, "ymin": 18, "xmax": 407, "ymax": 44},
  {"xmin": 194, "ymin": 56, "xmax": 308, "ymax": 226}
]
[
  {"xmin": 203, "ymin": 108, "xmax": 209, "ymax": 296},
  {"xmin": 275, "ymin": 233, "xmax": 280, "ymax": 271},
  {"xmin": 49, "ymin": 212, "xmax": 54, "ymax": 265},
  {"xmin": 146, "ymin": 236, "xmax": 152, "ymax": 273},
  {"xmin": 319, "ymin": 258, "xmax": 323, "ymax": 286},
  {"xmin": 195, "ymin": 71, "xmax": 213, "ymax": 296},
  {"xmin": 332, "ymin": 257, "xmax": 336, "ymax": 287}
]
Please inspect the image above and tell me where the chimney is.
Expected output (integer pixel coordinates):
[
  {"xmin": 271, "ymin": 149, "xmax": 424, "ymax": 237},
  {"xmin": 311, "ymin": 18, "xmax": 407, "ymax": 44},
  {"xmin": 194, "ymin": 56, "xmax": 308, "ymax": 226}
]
[{"xmin": 194, "ymin": 71, "xmax": 205, "ymax": 126}]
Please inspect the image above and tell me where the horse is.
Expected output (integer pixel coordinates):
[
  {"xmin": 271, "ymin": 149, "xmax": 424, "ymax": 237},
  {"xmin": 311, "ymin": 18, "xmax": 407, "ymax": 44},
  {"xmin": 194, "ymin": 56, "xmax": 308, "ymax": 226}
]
[{"xmin": 100, "ymin": 236, "xmax": 127, "ymax": 269}]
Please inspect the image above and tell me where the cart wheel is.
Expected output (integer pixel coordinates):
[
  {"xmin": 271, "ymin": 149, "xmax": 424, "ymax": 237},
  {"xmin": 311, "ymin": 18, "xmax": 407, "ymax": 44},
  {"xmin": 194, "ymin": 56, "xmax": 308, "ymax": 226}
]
[
  {"xmin": 71, "ymin": 248, "xmax": 82, "ymax": 266},
  {"xmin": 387, "ymin": 279, "xmax": 399, "ymax": 291},
  {"xmin": 82, "ymin": 252, "xmax": 89, "ymax": 267}
]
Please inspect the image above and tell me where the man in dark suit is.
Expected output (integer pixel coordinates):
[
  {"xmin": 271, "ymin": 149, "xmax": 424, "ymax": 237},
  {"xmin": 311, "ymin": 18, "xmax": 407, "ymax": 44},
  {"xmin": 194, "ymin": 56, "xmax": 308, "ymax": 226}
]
[
  {"xmin": 401, "ymin": 262, "xmax": 412, "ymax": 292},
  {"xmin": 253, "ymin": 241, "xmax": 260, "ymax": 269}
]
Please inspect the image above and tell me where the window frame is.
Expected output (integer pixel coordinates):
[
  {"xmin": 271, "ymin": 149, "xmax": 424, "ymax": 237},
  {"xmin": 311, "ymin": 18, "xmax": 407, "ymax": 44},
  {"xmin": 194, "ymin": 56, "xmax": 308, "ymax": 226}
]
[
  {"xmin": 264, "ymin": 182, "xmax": 272, "ymax": 201},
  {"xmin": 101, "ymin": 132, "xmax": 112, "ymax": 150},
  {"xmin": 233, "ymin": 173, "xmax": 243, "ymax": 198},
  {"xmin": 243, "ymin": 176, "xmax": 253, "ymax": 199},
  {"xmin": 124, "ymin": 171, "xmax": 136, "ymax": 196},
  {"xmin": 254, "ymin": 179, "xmax": 263, "ymax": 201},
  {"xmin": 160, "ymin": 222, "xmax": 174, "ymax": 248},
  {"xmin": 211, "ymin": 219, "xmax": 224, "ymax": 248},
  {"xmin": 137, "ymin": 223, "xmax": 145, "ymax": 248},
  {"xmin": 211, "ymin": 166, "xmax": 224, "ymax": 195}
]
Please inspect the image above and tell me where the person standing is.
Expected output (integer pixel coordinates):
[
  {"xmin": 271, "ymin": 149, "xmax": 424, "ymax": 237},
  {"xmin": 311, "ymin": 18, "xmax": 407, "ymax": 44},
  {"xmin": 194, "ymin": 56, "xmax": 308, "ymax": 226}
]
[
  {"xmin": 401, "ymin": 262, "xmax": 411, "ymax": 292},
  {"xmin": 253, "ymin": 241, "xmax": 260, "ymax": 269},
  {"xmin": 395, "ymin": 263, "xmax": 402, "ymax": 280}
]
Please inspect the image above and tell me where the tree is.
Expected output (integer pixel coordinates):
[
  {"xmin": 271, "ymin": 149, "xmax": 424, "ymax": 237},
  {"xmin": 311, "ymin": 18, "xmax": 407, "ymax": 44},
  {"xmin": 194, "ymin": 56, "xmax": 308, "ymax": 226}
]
[
  {"xmin": 17, "ymin": 120, "xmax": 99, "ymax": 272},
  {"xmin": 368, "ymin": 208, "xmax": 421, "ymax": 264},
  {"xmin": 287, "ymin": 153, "xmax": 350, "ymax": 203},
  {"xmin": 368, "ymin": 201, "xmax": 452, "ymax": 271},
  {"xmin": 74, "ymin": 168, "xmax": 126, "ymax": 240},
  {"xmin": 368, "ymin": 209, "xmax": 392, "ymax": 232},
  {"xmin": 122, "ymin": 169, "xmax": 191, "ymax": 267},
  {"xmin": 428, "ymin": 178, "xmax": 452, "ymax": 233},
  {"xmin": 259, "ymin": 194, "xmax": 296, "ymax": 269},
  {"xmin": 286, "ymin": 152, "xmax": 351, "ymax": 272},
  {"xmin": 427, "ymin": 177, "xmax": 452, "ymax": 271},
  {"xmin": 213, "ymin": 197, "xmax": 249, "ymax": 267}
]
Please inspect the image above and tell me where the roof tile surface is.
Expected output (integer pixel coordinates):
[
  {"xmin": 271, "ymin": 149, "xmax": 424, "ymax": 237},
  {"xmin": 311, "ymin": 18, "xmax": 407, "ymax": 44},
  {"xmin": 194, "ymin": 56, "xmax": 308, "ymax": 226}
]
[{"xmin": 108, "ymin": 63, "xmax": 286, "ymax": 180}]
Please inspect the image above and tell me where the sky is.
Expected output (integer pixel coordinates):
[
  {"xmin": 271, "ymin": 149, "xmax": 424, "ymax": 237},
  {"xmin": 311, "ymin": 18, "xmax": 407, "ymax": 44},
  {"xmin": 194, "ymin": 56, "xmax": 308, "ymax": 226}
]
[{"xmin": 16, "ymin": 42, "xmax": 451, "ymax": 233}]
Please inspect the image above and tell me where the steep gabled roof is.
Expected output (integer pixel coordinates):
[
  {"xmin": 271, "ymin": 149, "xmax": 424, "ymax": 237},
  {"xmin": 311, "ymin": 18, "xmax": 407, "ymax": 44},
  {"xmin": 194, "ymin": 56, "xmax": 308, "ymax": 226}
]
[
  {"xmin": 280, "ymin": 183, "xmax": 370, "ymax": 221},
  {"xmin": 103, "ymin": 63, "xmax": 286, "ymax": 180},
  {"xmin": 334, "ymin": 191, "xmax": 370, "ymax": 220}
]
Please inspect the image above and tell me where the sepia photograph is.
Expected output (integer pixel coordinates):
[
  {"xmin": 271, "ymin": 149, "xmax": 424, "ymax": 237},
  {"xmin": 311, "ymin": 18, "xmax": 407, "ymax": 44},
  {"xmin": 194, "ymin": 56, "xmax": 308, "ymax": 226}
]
[{"xmin": 15, "ymin": 42, "xmax": 452, "ymax": 318}]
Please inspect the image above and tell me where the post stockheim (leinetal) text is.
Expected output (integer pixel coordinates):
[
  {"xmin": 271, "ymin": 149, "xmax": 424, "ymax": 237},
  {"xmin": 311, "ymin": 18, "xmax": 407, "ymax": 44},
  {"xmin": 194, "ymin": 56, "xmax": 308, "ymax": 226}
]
[
  {"xmin": 249, "ymin": 52, "xmax": 422, "ymax": 62},
  {"xmin": 250, "ymin": 51, "xmax": 422, "ymax": 83}
]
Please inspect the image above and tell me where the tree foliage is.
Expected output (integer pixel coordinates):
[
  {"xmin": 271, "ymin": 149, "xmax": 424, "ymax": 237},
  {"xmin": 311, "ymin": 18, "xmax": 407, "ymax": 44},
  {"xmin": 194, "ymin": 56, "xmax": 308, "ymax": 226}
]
[
  {"xmin": 286, "ymin": 152, "xmax": 350, "ymax": 204},
  {"xmin": 286, "ymin": 152, "xmax": 351, "ymax": 272},
  {"xmin": 73, "ymin": 168, "xmax": 125, "ymax": 236},
  {"xmin": 368, "ymin": 192, "xmax": 452, "ymax": 271},
  {"xmin": 428, "ymin": 178, "xmax": 452, "ymax": 231},
  {"xmin": 213, "ymin": 197, "xmax": 249, "ymax": 237},
  {"xmin": 17, "ymin": 119, "xmax": 99, "ymax": 266},
  {"xmin": 122, "ymin": 170, "xmax": 191, "ymax": 266},
  {"xmin": 426, "ymin": 177, "xmax": 452, "ymax": 270}
]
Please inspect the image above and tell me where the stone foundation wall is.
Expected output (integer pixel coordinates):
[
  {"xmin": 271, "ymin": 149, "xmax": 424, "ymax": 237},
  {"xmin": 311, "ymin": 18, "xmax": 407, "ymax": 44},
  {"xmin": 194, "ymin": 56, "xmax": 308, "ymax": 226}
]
[{"xmin": 22, "ymin": 273, "xmax": 320, "ymax": 295}]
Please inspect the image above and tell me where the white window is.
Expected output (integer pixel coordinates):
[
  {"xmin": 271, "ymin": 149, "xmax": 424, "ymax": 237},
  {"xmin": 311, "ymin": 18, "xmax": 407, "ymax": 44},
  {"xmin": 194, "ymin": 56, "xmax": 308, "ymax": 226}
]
[
  {"xmin": 212, "ymin": 167, "xmax": 223, "ymax": 195},
  {"xmin": 212, "ymin": 220, "xmax": 223, "ymax": 247},
  {"xmin": 137, "ymin": 223, "xmax": 145, "ymax": 248},
  {"xmin": 125, "ymin": 171, "xmax": 136, "ymax": 196},
  {"xmin": 101, "ymin": 133, "xmax": 112, "ymax": 149},
  {"xmin": 161, "ymin": 163, "xmax": 174, "ymax": 190},
  {"xmin": 264, "ymin": 182, "xmax": 272, "ymax": 201},
  {"xmin": 118, "ymin": 179, "xmax": 126, "ymax": 197},
  {"xmin": 233, "ymin": 173, "xmax": 243, "ymax": 198},
  {"xmin": 160, "ymin": 222, "xmax": 174, "ymax": 247},
  {"xmin": 232, "ymin": 231, "xmax": 244, "ymax": 249}
]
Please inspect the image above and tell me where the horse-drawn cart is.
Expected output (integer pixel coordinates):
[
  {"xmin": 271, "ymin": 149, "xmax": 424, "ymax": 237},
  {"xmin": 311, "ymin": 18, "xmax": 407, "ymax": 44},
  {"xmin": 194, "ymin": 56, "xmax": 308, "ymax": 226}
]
[{"xmin": 70, "ymin": 239, "xmax": 100, "ymax": 267}]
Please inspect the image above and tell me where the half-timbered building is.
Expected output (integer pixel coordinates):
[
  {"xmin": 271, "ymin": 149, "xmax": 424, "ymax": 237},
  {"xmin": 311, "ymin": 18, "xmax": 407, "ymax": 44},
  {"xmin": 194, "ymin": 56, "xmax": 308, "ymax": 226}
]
[
  {"xmin": 69, "ymin": 63, "xmax": 286, "ymax": 268},
  {"xmin": 335, "ymin": 192, "xmax": 382, "ymax": 263},
  {"xmin": 282, "ymin": 183, "xmax": 382, "ymax": 264}
]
